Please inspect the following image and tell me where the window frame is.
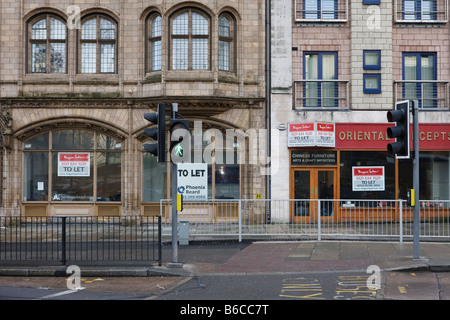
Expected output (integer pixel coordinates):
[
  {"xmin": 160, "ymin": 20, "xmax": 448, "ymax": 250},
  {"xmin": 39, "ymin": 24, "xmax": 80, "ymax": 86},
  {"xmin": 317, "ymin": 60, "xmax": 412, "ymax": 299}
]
[
  {"xmin": 402, "ymin": 52, "xmax": 437, "ymax": 107},
  {"xmin": 218, "ymin": 13, "xmax": 236, "ymax": 73},
  {"xmin": 145, "ymin": 12, "xmax": 162, "ymax": 73},
  {"xmin": 402, "ymin": 0, "xmax": 437, "ymax": 21},
  {"xmin": 363, "ymin": 50, "xmax": 381, "ymax": 70},
  {"xmin": 363, "ymin": 74, "xmax": 381, "ymax": 94},
  {"xmin": 169, "ymin": 8, "xmax": 211, "ymax": 71},
  {"xmin": 303, "ymin": 51, "xmax": 339, "ymax": 109},
  {"xmin": 23, "ymin": 130, "xmax": 122, "ymax": 203},
  {"xmin": 78, "ymin": 14, "xmax": 118, "ymax": 74},
  {"xmin": 27, "ymin": 13, "xmax": 67, "ymax": 74},
  {"xmin": 303, "ymin": 0, "xmax": 338, "ymax": 20}
]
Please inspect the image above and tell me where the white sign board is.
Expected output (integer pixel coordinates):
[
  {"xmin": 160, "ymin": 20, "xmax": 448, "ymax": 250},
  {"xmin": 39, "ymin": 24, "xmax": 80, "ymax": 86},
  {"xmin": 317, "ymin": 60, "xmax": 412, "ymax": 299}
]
[
  {"xmin": 58, "ymin": 152, "xmax": 90, "ymax": 177},
  {"xmin": 315, "ymin": 122, "xmax": 335, "ymax": 147},
  {"xmin": 177, "ymin": 163, "xmax": 208, "ymax": 201},
  {"xmin": 352, "ymin": 166, "xmax": 385, "ymax": 191},
  {"xmin": 288, "ymin": 123, "xmax": 315, "ymax": 147}
]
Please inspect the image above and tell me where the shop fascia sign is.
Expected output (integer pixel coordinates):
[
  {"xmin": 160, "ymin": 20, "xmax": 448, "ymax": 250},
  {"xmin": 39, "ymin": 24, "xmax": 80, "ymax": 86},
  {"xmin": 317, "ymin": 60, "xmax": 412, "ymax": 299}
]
[{"xmin": 288, "ymin": 122, "xmax": 335, "ymax": 148}]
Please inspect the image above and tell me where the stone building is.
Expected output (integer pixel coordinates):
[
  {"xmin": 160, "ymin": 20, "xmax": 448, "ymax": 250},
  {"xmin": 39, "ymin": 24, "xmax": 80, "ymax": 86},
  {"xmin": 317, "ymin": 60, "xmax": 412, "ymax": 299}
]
[{"xmin": 0, "ymin": 0, "xmax": 267, "ymax": 218}]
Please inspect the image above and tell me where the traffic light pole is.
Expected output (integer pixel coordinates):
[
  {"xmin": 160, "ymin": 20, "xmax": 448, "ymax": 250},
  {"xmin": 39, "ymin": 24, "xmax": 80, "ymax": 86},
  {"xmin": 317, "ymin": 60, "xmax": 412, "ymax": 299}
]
[
  {"xmin": 412, "ymin": 100, "xmax": 420, "ymax": 260},
  {"xmin": 171, "ymin": 160, "xmax": 178, "ymax": 264}
]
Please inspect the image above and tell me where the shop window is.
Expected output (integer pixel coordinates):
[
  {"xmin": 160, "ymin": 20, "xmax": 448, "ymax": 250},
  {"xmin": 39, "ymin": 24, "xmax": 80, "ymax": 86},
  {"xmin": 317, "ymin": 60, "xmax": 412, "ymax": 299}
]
[
  {"xmin": 340, "ymin": 151, "xmax": 395, "ymax": 201},
  {"xmin": 24, "ymin": 152, "xmax": 49, "ymax": 201},
  {"xmin": 142, "ymin": 151, "xmax": 168, "ymax": 202},
  {"xmin": 141, "ymin": 130, "xmax": 241, "ymax": 202},
  {"xmin": 27, "ymin": 14, "xmax": 67, "ymax": 73},
  {"xmin": 215, "ymin": 151, "xmax": 240, "ymax": 199},
  {"xmin": 399, "ymin": 152, "xmax": 450, "ymax": 203},
  {"xmin": 23, "ymin": 130, "xmax": 122, "ymax": 202}
]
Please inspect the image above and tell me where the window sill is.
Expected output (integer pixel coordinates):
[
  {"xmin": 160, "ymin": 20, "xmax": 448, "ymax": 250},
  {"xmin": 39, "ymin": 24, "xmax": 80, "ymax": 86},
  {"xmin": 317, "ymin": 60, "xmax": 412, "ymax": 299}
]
[
  {"xmin": 395, "ymin": 20, "xmax": 448, "ymax": 25},
  {"xmin": 23, "ymin": 73, "xmax": 70, "ymax": 85},
  {"xmin": 165, "ymin": 70, "xmax": 214, "ymax": 82},
  {"xmin": 295, "ymin": 19, "xmax": 347, "ymax": 27}
]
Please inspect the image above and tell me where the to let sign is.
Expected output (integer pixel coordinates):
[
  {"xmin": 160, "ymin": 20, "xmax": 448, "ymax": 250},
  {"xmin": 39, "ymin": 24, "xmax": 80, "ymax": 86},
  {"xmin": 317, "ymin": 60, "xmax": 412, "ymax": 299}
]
[
  {"xmin": 177, "ymin": 163, "xmax": 208, "ymax": 201},
  {"xmin": 352, "ymin": 166, "xmax": 385, "ymax": 192},
  {"xmin": 288, "ymin": 122, "xmax": 335, "ymax": 147},
  {"xmin": 288, "ymin": 123, "xmax": 315, "ymax": 147},
  {"xmin": 316, "ymin": 122, "xmax": 335, "ymax": 147},
  {"xmin": 58, "ymin": 153, "xmax": 90, "ymax": 177}
]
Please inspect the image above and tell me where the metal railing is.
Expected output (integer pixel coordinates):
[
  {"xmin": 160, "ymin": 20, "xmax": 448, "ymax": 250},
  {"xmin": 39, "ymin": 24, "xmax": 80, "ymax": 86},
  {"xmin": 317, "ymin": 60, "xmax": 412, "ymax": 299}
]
[
  {"xmin": 293, "ymin": 80, "xmax": 350, "ymax": 110},
  {"xmin": 394, "ymin": 80, "xmax": 449, "ymax": 109},
  {"xmin": 294, "ymin": 0, "xmax": 348, "ymax": 22},
  {"xmin": 0, "ymin": 216, "xmax": 162, "ymax": 265},
  {"xmin": 394, "ymin": 0, "xmax": 448, "ymax": 23},
  {"xmin": 160, "ymin": 199, "xmax": 450, "ymax": 242}
]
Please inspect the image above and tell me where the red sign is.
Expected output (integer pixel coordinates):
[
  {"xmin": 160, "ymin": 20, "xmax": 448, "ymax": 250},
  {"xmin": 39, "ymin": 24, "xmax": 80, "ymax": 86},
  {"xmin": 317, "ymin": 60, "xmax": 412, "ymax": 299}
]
[
  {"xmin": 353, "ymin": 167, "xmax": 384, "ymax": 176},
  {"xmin": 58, "ymin": 152, "xmax": 90, "ymax": 177},
  {"xmin": 290, "ymin": 123, "xmax": 314, "ymax": 131},
  {"xmin": 59, "ymin": 153, "xmax": 90, "ymax": 162},
  {"xmin": 317, "ymin": 123, "xmax": 334, "ymax": 132},
  {"xmin": 335, "ymin": 123, "xmax": 450, "ymax": 150}
]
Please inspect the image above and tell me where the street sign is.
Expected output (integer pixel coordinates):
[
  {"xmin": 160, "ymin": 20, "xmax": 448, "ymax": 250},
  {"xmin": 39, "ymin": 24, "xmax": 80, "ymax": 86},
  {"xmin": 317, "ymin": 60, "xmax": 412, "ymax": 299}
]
[{"xmin": 177, "ymin": 163, "xmax": 208, "ymax": 201}]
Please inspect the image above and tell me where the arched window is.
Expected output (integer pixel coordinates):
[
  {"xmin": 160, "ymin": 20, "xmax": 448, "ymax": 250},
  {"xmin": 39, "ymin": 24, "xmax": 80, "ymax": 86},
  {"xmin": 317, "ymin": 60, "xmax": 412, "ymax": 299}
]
[
  {"xmin": 146, "ymin": 13, "xmax": 162, "ymax": 72},
  {"xmin": 79, "ymin": 14, "xmax": 117, "ymax": 73},
  {"xmin": 27, "ymin": 14, "xmax": 67, "ymax": 73},
  {"xmin": 23, "ymin": 130, "xmax": 122, "ymax": 202},
  {"xmin": 219, "ymin": 13, "xmax": 236, "ymax": 72},
  {"xmin": 141, "ymin": 128, "xmax": 241, "ymax": 203},
  {"xmin": 170, "ymin": 9, "xmax": 210, "ymax": 70}
]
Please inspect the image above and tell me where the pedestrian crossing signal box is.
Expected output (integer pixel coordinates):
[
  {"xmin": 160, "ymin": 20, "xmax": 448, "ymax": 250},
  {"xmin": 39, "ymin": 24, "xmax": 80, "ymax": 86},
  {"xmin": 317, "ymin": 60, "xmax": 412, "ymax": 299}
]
[
  {"xmin": 177, "ymin": 194, "xmax": 183, "ymax": 212},
  {"xmin": 407, "ymin": 189, "xmax": 415, "ymax": 207}
]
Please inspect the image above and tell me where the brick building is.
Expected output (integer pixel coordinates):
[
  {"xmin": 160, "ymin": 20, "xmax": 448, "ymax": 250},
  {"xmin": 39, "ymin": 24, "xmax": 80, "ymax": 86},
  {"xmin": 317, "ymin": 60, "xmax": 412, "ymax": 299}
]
[
  {"xmin": 0, "ymin": 0, "xmax": 267, "ymax": 218},
  {"xmin": 271, "ymin": 0, "xmax": 450, "ymax": 222}
]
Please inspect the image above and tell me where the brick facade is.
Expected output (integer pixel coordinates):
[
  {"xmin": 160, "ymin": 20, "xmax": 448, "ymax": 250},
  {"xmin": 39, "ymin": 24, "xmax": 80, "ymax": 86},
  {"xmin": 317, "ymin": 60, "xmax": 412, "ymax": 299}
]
[{"xmin": 271, "ymin": 0, "xmax": 450, "ymax": 210}]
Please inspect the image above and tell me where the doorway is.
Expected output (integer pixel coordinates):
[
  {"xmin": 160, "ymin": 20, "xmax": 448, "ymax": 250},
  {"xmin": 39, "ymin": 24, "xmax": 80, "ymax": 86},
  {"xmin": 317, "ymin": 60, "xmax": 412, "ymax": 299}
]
[{"xmin": 291, "ymin": 168, "xmax": 337, "ymax": 222}]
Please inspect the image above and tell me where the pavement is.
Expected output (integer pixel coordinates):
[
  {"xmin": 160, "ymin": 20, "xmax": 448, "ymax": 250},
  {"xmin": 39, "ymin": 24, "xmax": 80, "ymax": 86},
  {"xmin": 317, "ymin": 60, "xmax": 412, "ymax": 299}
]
[{"xmin": 1, "ymin": 240, "xmax": 450, "ymax": 277}]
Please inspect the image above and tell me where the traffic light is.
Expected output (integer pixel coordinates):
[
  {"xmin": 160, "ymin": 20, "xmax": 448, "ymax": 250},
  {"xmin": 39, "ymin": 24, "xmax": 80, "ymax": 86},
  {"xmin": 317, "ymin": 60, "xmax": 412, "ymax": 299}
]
[
  {"xmin": 170, "ymin": 118, "xmax": 190, "ymax": 163},
  {"xmin": 386, "ymin": 100, "xmax": 410, "ymax": 158},
  {"xmin": 143, "ymin": 103, "xmax": 166, "ymax": 162}
]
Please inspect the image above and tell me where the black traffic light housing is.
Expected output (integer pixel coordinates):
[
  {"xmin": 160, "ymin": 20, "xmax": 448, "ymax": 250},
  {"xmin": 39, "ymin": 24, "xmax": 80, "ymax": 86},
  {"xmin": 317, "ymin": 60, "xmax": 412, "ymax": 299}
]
[
  {"xmin": 169, "ymin": 118, "xmax": 190, "ymax": 163},
  {"xmin": 143, "ymin": 103, "xmax": 166, "ymax": 162},
  {"xmin": 386, "ymin": 100, "xmax": 410, "ymax": 158}
]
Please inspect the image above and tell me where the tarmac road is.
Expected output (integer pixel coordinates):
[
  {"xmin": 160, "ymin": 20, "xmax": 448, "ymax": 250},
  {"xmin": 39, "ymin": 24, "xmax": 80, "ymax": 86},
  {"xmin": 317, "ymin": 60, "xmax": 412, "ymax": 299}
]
[{"xmin": 1, "ymin": 269, "xmax": 449, "ymax": 301}]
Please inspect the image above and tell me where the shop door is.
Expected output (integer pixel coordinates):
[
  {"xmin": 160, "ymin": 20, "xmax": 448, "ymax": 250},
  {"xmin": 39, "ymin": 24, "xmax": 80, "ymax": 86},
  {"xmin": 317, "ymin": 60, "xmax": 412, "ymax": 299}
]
[{"xmin": 291, "ymin": 168, "xmax": 336, "ymax": 223}]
